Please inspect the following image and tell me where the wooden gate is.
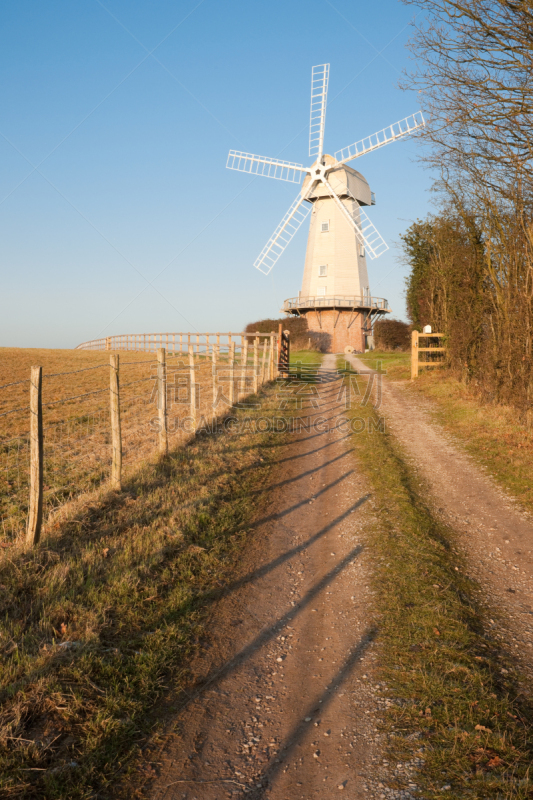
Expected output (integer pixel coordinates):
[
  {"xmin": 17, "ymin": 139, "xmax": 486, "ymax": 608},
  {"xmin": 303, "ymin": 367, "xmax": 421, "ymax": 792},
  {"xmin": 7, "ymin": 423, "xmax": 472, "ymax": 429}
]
[
  {"xmin": 278, "ymin": 324, "xmax": 291, "ymax": 377},
  {"xmin": 411, "ymin": 330, "xmax": 446, "ymax": 379}
]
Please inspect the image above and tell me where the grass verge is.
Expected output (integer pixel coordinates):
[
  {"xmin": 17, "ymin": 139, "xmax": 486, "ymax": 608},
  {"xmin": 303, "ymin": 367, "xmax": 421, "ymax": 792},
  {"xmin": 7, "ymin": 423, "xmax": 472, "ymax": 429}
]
[
  {"xmin": 289, "ymin": 349, "xmax": 325, "ymax": 367},
  {"xmin": 340, "ymin": 360, "xmax": 533, "ymax": 799},
  {"xmin": 358, "ymin": 350, "xmax": 411, "ymax": 380},
  {"xmin": 359, "ymin": 350, "xmax": 533, "ymax": 514},
  {"xmin": 0, "ymin": 382, "xmax": 286, "ymax": 799}
]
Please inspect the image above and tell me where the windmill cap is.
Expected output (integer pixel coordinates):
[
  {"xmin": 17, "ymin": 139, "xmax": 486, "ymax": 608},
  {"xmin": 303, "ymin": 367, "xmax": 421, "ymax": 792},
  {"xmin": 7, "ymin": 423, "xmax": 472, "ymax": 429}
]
[{"xmin": 303, "ymin": 161, "xmax": 372, "ymax": 206}]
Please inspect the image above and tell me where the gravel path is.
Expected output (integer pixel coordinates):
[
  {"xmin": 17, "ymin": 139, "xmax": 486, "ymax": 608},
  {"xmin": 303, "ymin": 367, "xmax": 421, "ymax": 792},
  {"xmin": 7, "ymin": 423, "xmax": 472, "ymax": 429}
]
[
  {"xmin": 348, "ymin": 355, "xmax": 533, "ymax": 678},
  {"xmin": 143, "ymin": 356, "xmax": 387, "ymax": 799}
]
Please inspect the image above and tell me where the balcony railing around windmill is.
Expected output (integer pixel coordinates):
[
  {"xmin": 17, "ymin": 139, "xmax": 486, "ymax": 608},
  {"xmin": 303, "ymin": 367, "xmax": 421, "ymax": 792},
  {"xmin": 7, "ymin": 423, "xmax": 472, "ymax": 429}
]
[{"xmin": 282, "ymin": 295, "xmax": 391, "ymax": 313}]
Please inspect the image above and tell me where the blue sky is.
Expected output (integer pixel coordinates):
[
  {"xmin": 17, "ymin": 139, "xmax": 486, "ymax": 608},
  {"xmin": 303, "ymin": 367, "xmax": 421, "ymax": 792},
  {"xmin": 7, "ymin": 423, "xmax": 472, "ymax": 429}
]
[{"xmin": 0, "ymin": 0, "xmax": 434, "ymax": 349}]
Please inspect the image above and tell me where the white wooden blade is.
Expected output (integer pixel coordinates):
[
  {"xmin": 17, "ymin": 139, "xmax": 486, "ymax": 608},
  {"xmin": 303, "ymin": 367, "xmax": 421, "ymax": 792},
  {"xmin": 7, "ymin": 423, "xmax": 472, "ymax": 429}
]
[
  {"xmin": 334, "ymin": 111, "xmax": 425, "ymax": 165},
  {"xmin": 254, "ymin": 193, "xmax": 311, "ymax": 275},
  {"xmin": 353, "ymin": 207, "xmax": 389, "ymax": 259},
  {"xmin": 321, "ymin": 177, "xmax": 389, "ymax": 260},
  {"xmin": 309, "ymin": 64, "xmax": 329, "ymax": 159},
  {"xmin": 227, "ymin": 150, "xmax": 306, "ymax": 183}
]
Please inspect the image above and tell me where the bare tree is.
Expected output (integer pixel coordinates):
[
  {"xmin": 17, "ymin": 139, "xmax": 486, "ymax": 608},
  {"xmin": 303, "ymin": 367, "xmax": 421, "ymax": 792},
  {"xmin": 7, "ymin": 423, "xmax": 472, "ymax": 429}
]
[{"xmin": 402, "ymin": 0, "xmax": 533, "ymax": 198}]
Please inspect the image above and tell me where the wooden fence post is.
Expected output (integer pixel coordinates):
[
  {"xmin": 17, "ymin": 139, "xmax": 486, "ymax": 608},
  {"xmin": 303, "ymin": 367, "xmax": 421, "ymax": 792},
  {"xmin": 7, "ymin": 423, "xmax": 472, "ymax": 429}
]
[
  {"xmin": 157, "ymin": 348, "xmax": 168, "ymax": 454},
  {"xmin": 261, "ymin": 338, "xmax": 268, "ymax": 386},
  {"xmin": 269, "ymin": 333, "xmax": 275, "ymax": 380},
  {"xmin": 277, "ymin": 323, "xmax": 283, "ymax": 378},
  {"xmin": 411, "ymin": 330, "xmax": 419, "ymax": 380},
  {"xmin": 110, "ymin": 354, "xmax": 122, "ymax": 490},
  {"xmin": 188, "ymin": 345, "xmax": 197, "ymax": 430},
  {"xmin": 253, "ymin": 335, "xmax": 259, "ymax": 394},
  {"xmin": 26, "ymin": 366, "xmax": 43, "ymax": 547},
  {"xmin": 229, "ymin": 341, "xmax": 235, "ymax": 406},
  {"xmin": 240, "ymin": 338, "xmax": 248, "ymax": 401},
  {"xmin": 212, "ymin": 345, "xmax": 218, "ymax": 408}
]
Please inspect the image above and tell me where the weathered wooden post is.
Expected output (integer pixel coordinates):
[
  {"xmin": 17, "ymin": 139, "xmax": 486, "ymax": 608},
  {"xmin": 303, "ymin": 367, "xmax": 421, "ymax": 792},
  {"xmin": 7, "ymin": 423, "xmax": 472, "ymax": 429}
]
[
  {"xmin": 269, "ymin": 333, "xmax": 275, "ymax": 381},
  {"xmin": 411, "ymin": 330, "xmax": 419, "ymax": 380},
  {"xmin": 188, "ymin": 345, "xmax": 197, "ymax": 430},
  {"xmin": 261, "ymin": 338, "xmax": 268, "ymax": 385},
  {"xmin": 229, "ymin": 341, "xmax": 235, "ymax": 406},
  {"xmin": 26, "ymin": 366, "xmax": 43, "ymax": 547},
  {"xmin": 212, "ymin": 344, "xmax": 218, "ymax": 408},
  {"xmin": 240, "ymin": 338, "xmax": 248, "ymax": 400},
  {"xmin": 157, "ymin": 348, "xmax": 168, "ymax": 454},
  {"xmin": 253, "ymin": 335, "xmax": 259, "ymax": 394},
  {"xmin": 110, "ymin": 354, "xmax": 122, "ymax": 490}
]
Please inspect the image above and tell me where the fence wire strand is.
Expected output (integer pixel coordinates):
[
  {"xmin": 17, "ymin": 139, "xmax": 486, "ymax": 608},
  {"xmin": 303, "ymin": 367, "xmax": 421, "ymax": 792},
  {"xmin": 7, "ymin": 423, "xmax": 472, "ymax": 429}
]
[
  {"xmin": 44, "ymin": 364, "xmax": 108, "ymax": 378},
  {"xmin": 120, "ymin": 377, "xmax": 154, "ymax": 389},
  {"xmin": 0, "ymin": 379, "xmax": 31, "ymax": 390},
  {"xmin": 0, "ymin": 405, "xmax": 31, "ymax": 418},
  {"xmin": 43, "ymin": 388, "xmax": 108, "ymax": 406}
]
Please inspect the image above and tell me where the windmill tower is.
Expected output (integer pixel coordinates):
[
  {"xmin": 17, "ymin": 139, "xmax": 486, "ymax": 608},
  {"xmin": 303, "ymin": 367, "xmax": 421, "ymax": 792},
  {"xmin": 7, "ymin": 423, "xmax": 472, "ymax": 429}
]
[{"xmin": 227, "ymin": 64, "xmax": 425, "ymax": 353}]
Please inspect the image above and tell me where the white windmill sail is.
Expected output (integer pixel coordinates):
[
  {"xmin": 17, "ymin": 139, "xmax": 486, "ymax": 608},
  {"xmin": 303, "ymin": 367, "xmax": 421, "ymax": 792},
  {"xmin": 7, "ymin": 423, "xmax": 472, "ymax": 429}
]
[
  {"xmin": 226, "ymin": 151, "xmax": 306, "ymax": 183},
  {"xmin": 334, "ymin": 112, "xmax": 425, "ymax": 165},
  {"xmin": 321, "ymin": 177, "xmax": 389, "ymax": 260},
  {"xmin": 226, "ymin": 63, "xmax": 423, "ymax": 273},
  {"xmin": 354, "ymin": 208, "xmax": 389, "ymax": 259},
  {"xmin": 309, "ymin": 64, "xmax": 329, "ymax": 159},
  {"xmin": 254, "ymin": 193, "xmax": 311, "ymax": 275}
]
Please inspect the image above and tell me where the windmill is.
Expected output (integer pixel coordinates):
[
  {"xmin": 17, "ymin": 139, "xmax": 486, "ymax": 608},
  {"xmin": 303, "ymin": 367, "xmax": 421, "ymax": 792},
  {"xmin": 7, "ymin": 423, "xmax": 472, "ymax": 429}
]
[{"xmin": 226, "ymin": 64, "xmax": 425, "ymax": 353}]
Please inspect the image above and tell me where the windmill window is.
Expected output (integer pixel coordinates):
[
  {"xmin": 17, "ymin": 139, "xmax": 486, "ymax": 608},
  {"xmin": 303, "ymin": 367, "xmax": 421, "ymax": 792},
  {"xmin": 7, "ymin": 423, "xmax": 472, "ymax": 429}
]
[
  {"xmin": 359, "ymin": 245, "xmax": 365, "ymax": 257},
  {"xmin": 321, "ymin": 221, "xmax": 330, "ymax": 232},
  {"xmin": 317, "ymin": 286, "xmax": 327, "ymax": 295},
  {"xmin": 318, "ymin": 265, "xmax": 327, "ymax": 277}
]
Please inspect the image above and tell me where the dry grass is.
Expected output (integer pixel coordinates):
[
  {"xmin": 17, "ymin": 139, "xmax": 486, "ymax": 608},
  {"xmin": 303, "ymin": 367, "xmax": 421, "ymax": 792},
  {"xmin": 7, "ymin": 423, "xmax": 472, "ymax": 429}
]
[
  {"xmin": 359, "ymin": 351, "xmax": 533, "ymax": 514},
  {"xmin": 0, "ymin": 371, "xmax": 285, "ymax": 799},
  {"xmin": 1, "ymin": 347, "xmax": 266, "ymax": 540},
  {"xmin": 339, "ymin": 360, "xmax": 533, "ymax": 799},
  {"xmin": 358, "ymin": 350, "xmax": 412, "ymax": 381}
]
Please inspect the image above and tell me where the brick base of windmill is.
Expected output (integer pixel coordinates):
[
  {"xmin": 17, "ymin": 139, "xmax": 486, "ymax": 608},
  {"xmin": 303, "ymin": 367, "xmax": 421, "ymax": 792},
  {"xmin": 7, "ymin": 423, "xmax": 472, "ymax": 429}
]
[{"xmin": 281, "ymin": 293, "xmax": 390, "ymax": 354}]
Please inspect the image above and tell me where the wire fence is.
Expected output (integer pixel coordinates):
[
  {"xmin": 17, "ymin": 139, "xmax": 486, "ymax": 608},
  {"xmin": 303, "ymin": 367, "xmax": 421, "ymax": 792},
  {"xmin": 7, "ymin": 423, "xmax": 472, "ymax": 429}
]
[
  {"xmin": 76, "ymin": 331, "xmax": 260, "ymax": 355},
  {"xmin": 1, "ymin": 332, "xmax": 282, "ymax": 544}
]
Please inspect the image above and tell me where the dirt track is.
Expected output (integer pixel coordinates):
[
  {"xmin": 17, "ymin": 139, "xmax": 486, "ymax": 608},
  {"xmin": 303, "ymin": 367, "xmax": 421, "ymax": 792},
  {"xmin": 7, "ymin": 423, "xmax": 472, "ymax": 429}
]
[
  {"xmin": 145, "ymin": 355, "xmax": 382, "ymax": 799},
  {"xmin": 348, "ymin": 355, "xmax": 533, "ymax": 676}
]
